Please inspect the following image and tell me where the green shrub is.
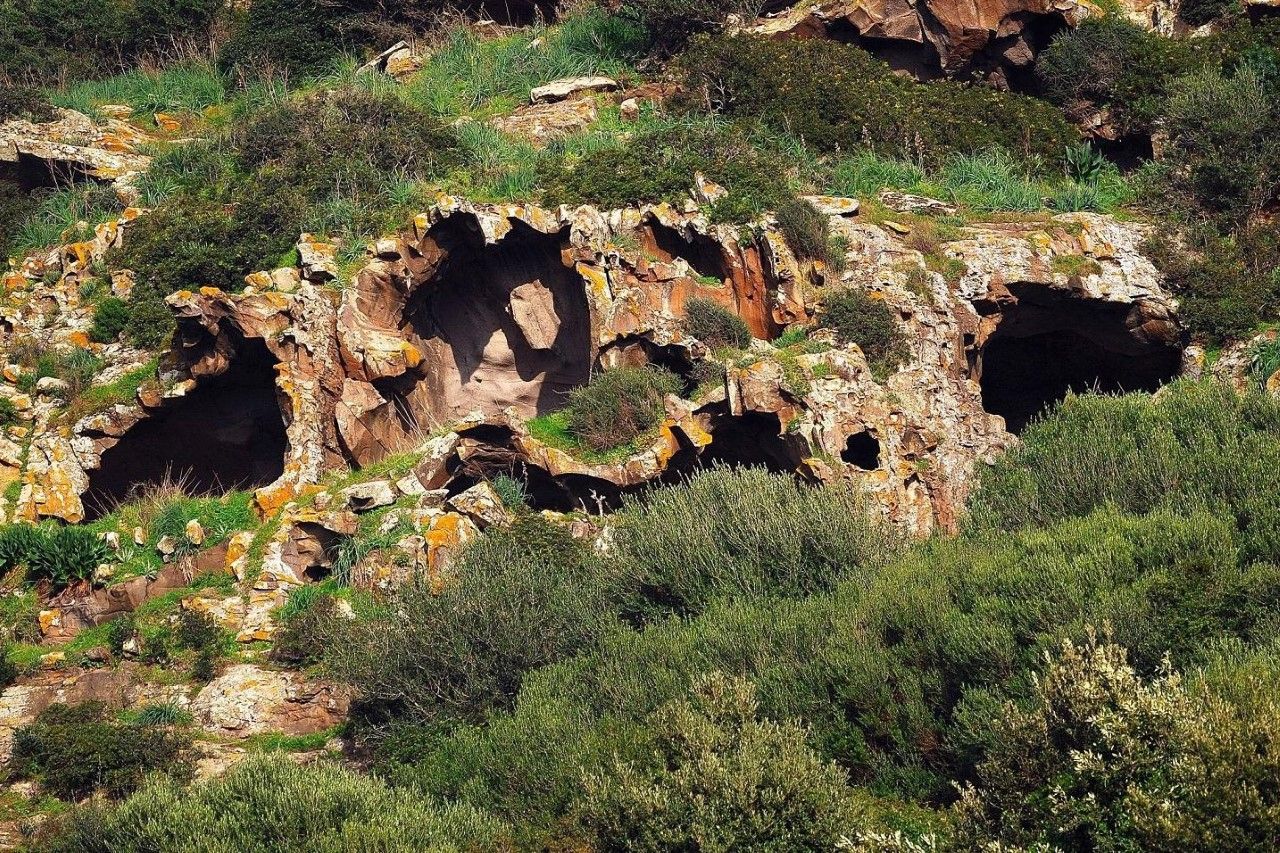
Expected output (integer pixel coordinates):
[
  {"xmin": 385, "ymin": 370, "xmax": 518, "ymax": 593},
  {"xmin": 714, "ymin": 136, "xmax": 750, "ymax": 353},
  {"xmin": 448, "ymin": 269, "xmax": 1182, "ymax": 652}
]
[
  {"xmin": 88, "ymin": 297, "xmax": 130, "ymax": 344},
  {"xmin": 574, "ymin": 672, "xmax": 861, "ymax": 851},
  {"xmin": 0, "ymin": 0, "xmax": 223, "ymax": 85},
  {"xmin": 1179, "ymin": 0, "xmax": 1238, "ymax": 25},
  {"xmin": 619, "ymin": 0, "xmax": 749, "ymax": 54},
  {"xmin": 1037, "ymin": 16, "xmax": 1197, "ymax": 137},
  {"xmin": 39, "ymin": 754, "xmax": 509, "ymax": 851},
  {"xmin": 563, "ymin": 365, "xmax": 682, "ymax": 452},
  {"xmin": 953, "ymin": 632, "xmax": 1280, "ymax": 851},
  {"xmin": 270, "ymin": 590, "xmax": 337, "ymax": 668},
  {"xmin": 0, "ymin": 643, "xmax": 18, "ymax": 689},
  {"xmin": 0, "ymin": 397, "xmax": 16, "ymax": 427},
  {"xmin": 614, "ymin": 467, "xmax": 899, "ymax": 618},
  {"xmin": 326, "ymin": 515, "xmax": 619, "ymax": 725},
  {"xmin": 8, "ymin": 701, "xmax": 192, "ymax": 800},
  {"xmin": 540, "ymin": 121, "xmax": 795, "ymax": 221},
  {"xmin": 1143, "ymin": 225, "xmax": 1280, "ymax": 344},
  {"xmin": 0, "ymin": 524, "xmax": 41, "ymax": 572},
  {"xmin": 28, "ymin": 526, "xmax": 110, "ymax": 587},
  {"xmin": 0, "ymin": 83, "xmax": 53, "ymax": 121},
  {"xmin": 400, "ymin": 503, "xmax": 1275, "ymax": 834},
  {"xmin": 967, "ymin": 380, "xmax": 1280, "ymax": 562},
  {"xmin": 490, "ymin": 475, "xmax": 528, "ymax": 510},
  {"xmin": 123, "ymin": 295, "xmax": 176, "ymax": 350},
  {"xmin": 217, "ymin": 0, "xmax": 348, "ymax": 79},
  {"xmin": 775, "ymin": 196, "xmax": 837, "ymax": 264},
  {"xmin": 1158, "ymin": 65, "xmax": 1280, "ymax": 229},
  {"xmin": 683, "ymin": 297, "xmax": 751, "ymax": 350},
  {"xmin": 678, "ymin": 34, "xmax": 1078, "ymax": 168},
  {"xmin": 820, "ymin": 289, "xmax": 909, "ymax": 375}
]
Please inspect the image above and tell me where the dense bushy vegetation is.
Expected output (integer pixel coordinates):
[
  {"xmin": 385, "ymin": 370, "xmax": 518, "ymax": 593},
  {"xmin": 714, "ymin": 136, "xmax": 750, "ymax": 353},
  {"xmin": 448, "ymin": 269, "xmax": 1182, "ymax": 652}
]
[
  {"xmin": 562, "ymin": 365, "xmax": 682, "ymax": 452},
  {"xmin": 35, "ymin": 378, "xmax": 1280, "ymax": 848},
  {"xmin": 0, "ymin": 0, "xmax": 223, "ymax": 84},
  {"xmin": 8, "ymin": 701, "xmax": 192, "ymax": 799},
  {"xmin": 42, "ymin": 755, "xmax": 508, "ymax": 851},
  {"xmin": 820, "ymin": 289, "xmax": 910, "ymax": 375},
  {"xmin": 682, "ymin": 297, "xmax": 751, "ymax": 350},
  {"xmin": 679, "ymin": 35, "xmax": 1079, "ymax": 167},
  {"xmin": 11, "ymin": 0, "xmax": 1280, "ymax": 847}
]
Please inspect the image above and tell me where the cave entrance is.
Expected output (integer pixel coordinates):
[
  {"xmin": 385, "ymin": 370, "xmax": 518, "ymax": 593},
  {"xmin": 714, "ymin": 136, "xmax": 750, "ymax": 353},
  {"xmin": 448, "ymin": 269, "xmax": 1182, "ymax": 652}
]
[
  {"xmin": 642, "ymin": 221, "xmax": 730, "ymax": 282},
  {"xmin": 404, "ymin": 220, "xmax": 593, "ymax": 422},
  {"xmin": 701, "ymin": 411, "xmax": 808, "ymax": 473},
  {"xmin": 976, "ymin": 288, "xmax": 1182, "ymax": 434},
  {"xmin": 842, "ymin": 430, "xmax": 881, "ymax": 470},
  {"xmin": 82, "ymin": 340, "xmax": 287, "ymax": 518}
]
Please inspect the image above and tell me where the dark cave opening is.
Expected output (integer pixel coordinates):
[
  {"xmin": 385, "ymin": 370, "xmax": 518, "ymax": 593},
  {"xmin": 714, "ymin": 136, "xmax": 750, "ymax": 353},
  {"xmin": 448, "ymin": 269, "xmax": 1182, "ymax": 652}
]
[
  {"xmin": 405, "ymin": 220, "xmax": 593, "ymax": 421},
  {"xmin": 977, "ymin": 291, "xmax": 1182, "ymax": 434},
  {"xmin": 0, "ymin": 153, "xmax": 97, "ymax": 192},
  {"xmin": 82, "ymin": 340, "xmax": 288, "ymax": 519},
  {"xmin": 842, "ymin": 430, "xmax": 881, "ymax": 470},
  {"xmin": 701, "ymin": 411, "xmax": 807, "ymax": 473},
  {"xmin": 643, "ymin": 221, "xmax": 731, "ymax": 282}
]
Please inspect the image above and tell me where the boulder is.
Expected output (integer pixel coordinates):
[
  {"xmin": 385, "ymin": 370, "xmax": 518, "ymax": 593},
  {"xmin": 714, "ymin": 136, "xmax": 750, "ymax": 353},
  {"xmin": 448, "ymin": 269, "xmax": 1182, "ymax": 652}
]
[
  {"xmin": 190, "ymin": 665, "xmax": 349, "ymax": 738},
  {"xmin": 530, "ymin": 75, "xmax": 620, "ymax": 103}
]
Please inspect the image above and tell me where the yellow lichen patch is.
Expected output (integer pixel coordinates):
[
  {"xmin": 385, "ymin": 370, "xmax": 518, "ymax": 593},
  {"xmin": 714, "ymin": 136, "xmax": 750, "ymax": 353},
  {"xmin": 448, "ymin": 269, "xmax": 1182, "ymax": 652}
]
[
  {"xmin": 400, "ymin": 341, "xmax": 423, "ymax": 369},
  {"xmin": 253, "ymin": 483, "xmax": 297, "ymax": 520},
  {"xmin": 244, "ymin": 271, "xmax": 273, "ymax": 290},
  {"xmin": 67, "ymin": 330, "xmax": 90, "ymax": 349},
  {"xmin": 198, "ymin": 286, "xmax": 226, "ymax": 298},
  {"xmin": 38, "ymin": 609, "xmax": 61, "ymax": 635}
]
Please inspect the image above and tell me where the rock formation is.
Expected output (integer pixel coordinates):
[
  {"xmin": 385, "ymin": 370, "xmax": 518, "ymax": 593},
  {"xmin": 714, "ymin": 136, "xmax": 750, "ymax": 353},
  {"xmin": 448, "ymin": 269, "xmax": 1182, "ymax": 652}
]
[{"xmin": 0, "ymin": 190, "xmax": 1184, "ymax": 544}]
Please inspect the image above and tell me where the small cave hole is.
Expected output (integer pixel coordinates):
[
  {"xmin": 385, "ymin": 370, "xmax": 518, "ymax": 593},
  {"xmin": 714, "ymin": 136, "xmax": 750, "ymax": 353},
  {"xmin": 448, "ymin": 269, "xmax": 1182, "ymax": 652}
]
[
  {"xmin": 643, "ymin": 221, "xmax": 730, "ymax": 282},
  {"xmin": 842, "ymin": 431, "xmax": 881, "ymax": 470},
  {"xmin": 82, "ymin": 339, "xmax": 287, "ymax": 519}
]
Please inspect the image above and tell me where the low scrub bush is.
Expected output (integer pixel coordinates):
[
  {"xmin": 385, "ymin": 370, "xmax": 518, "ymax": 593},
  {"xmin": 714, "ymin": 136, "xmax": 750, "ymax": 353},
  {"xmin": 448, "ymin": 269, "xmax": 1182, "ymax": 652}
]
[
  {"xmin": 0, "ymin": 0, "xmax": 223, "ymax": 85},
  {"xmin": 954, "ymin": 632, "xmax": 1280, "ymax": 851},
  {"xmin": 620, "ymin": 0, "xmax": 751, "ymax": 54},
  {"xmin": 88, "ymin": 297, "xmax": 130, "ymax": 344},
  {"xmin": 8, "ymin": 700, "xmax": 192, "ymax": 800},
  {"xmin": 1038, "ymin": 16, "xmax": 1197, "ymax": 138},
  {"xmin": 682, "ymin": 297, "xmax": 751, "ymax": 350},
  {"xmin": 540, "ymin": 121, "xmax": 795, "ymax": 222},
  {"xmin": 564, "ymin": 366, "xmax": 682, "ymax": 452},
  {"xmin": 574, "ymin": 672, "xmax": 861, "ymax": 851},
  {"xmin": 39, "ymin": 754, "xmax": 509, "ymax": 851},
  {"xmin": 400, "ymin": 503, "xmax": 1278, "ymax": 836},
  {"xmin": 775, "ymin": 196, "xmax": 840, "ymax": 265},
  {"xmin": 820, "ymin": 289, "xmax": 909, "ymax": 375},
  {"xmin": 0, "ymin": 83, "xmax": 53, "ymax": 121},
  {"xmin": 679, "ymin": 35, "xmax": 1078, "ymax": 168},
  {"xmin": 1144, "ymin": 225, "xmax": 1280, "ymax": 344},
  {"xmin": 967, "ymin": 380, "xmax": 1280, "ymax": 561},
  {"xmin": 326, "ymin": 515, "xmax": 619, "ymax": 725},
  {"xmin": 1158, "ymin": 65, "xmax": 1280, "ymax": 229},
  {"xmin": 270, "ymin": 587, "xmax": 338, "ymax": 668},
  {"xmin": 614, "ymin": 467, "xmax": 899, "ymax": 618}
]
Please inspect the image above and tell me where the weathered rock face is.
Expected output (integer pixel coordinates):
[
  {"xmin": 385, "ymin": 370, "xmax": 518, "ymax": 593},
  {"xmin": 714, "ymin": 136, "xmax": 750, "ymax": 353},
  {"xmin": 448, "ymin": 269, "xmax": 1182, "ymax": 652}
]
[
  {"xmin": 3, "ymin": 190, "xmax": 1183, "ymax": 536},
  {"xmin": 750, "ymin": 0, "xmax": 1096, "ymax": 83},
  {"xmin": 1, "ymin": 109, "xmax": 152, "ymax": 202},
  {"xmin": 191, "ymin": 664, "xmax": 349, "ymax": 738}
]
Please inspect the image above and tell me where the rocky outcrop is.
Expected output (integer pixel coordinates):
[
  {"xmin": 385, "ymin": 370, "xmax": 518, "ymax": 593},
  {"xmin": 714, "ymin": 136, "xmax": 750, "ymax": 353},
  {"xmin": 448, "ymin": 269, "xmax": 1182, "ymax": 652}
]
[
  {"xmin": 2, "ymin": 189, "xmax": 1183, "ymax": 537},
  {"xmin": 751, "ymin": 0, "xmax": 1097, "ymax": 83},
  {"xmin": 190, "ymin": 665, "xmax": 349, "ymax": 738},
  {"xmin": 1, "ymin": 109, "xmax": 152, "ymax": 202}
]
